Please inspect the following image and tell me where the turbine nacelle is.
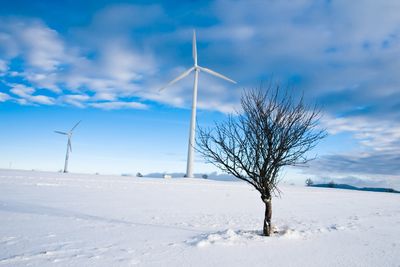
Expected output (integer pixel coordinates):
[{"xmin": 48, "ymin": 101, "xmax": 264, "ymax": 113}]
[
  {"xmin": 158, "ymin": 65, "xmax": 236, "ymax": 92},
  {"xmin": 54, "ymin": 120, "xmax": 81, "ymax": 138},
  {"xmin": 159, "ymin": 30, "xmax": 236, "ymax": 93}
]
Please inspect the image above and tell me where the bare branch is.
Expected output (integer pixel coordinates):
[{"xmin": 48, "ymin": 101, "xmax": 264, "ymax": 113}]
[{"xmin": 196, "ymin": 84, "xmax": 326, "ymax": 199}]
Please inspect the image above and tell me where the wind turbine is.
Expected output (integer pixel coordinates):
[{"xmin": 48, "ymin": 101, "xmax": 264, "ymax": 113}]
[
  {"xmin": 54, "ymin": 121, "xmax": 81, "ymax": 173},
  {"xmin": 159, "ymin": 30, "xmax": 236, "ymax": 178}
]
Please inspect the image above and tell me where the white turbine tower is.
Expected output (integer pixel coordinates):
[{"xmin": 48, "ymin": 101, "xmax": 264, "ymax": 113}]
[
  {"xmin": 159, "ymin": 30, "xmax": 236, "ymax": 178},
  {"xmin": 54, "ymin": 121, "xmax": 81, "ymax": 173}
]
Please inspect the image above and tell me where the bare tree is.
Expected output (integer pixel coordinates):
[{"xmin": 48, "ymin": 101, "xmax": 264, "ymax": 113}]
[{"xmin": 196, "ymin": 85, "xmax": 326, "ymax": 236}]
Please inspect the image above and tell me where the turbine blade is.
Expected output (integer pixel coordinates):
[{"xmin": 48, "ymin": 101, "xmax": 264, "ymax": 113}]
[
  {"xmin": 198, "ymin": 66, "xmax": 237, "ymax": 84},
  {"xmin": 54, "ymin": 131, "xmax": 68, "ymax": 135},
  {"xmin": 70, "ymin": 120, "xmax": 81, "ymax": 132},
  {"xmin": 193, "ymin": 30, "xmax": 197, "ymax": 66},
  {"xmin": 68, "ymin": 139, "xmax": 72, "ymax": 152},
  {"xmin": 159, "ymin": 67, "xmax": 194, "ymax": 92}
]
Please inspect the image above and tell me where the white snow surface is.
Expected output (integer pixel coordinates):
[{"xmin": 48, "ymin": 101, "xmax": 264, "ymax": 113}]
[{"xmin": 0, "ymin": 169, "xmax": 399, "ymax": 267}]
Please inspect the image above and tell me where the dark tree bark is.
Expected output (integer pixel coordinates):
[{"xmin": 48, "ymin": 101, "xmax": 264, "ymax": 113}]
[
  {"xmin": 196, "ymin": 84, "xmax": 326, "ymax": 236},
  {"xmin": 263, "ymin": 196, "xmax": 272, "ymax": 236}
]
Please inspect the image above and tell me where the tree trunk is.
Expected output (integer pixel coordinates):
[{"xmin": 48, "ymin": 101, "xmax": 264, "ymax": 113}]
[{"xmin": 263, "ymin": 198, "xmax": 272, "ymax": 236}]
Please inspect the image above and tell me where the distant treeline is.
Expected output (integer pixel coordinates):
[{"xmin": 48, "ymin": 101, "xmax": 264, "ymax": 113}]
[{"xmin": 310, "ymin": 183, "xmax": 400, "ymax": 193}]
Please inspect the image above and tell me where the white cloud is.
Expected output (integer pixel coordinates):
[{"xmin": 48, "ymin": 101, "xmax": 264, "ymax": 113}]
[
  {"xmin": 0, "ymin": 14, "xmax": 159, "ymax": 108},
  {"xmin": 10, "ymin": 84, "xmax": 35, "ymax": 97},
  {"xmin": 202, "ymin": 0, "xmax": 400, "ymax": 104},
  {"xmin": 0, "ymin": 59, "xmax": 7, "ymax": 74},
  {"xmin": 9, "ymin": 84, "xmax": 55, "ymax": 105},
  {"xmin": 60, "ymin": 94, "xmax": 90, "ymax": 108},
  {"xmin": 19, "ymin": 22, "xmax": 65, "ymax": 71},
  {"xmin": 91, "ymin": 4, "xmax": 164, "ymax": 30},
  {"xmin": 29, "ymin": 94, "xmax": 56, "ymax": 105},
  {"xmin": 89, "ymin": 101, "xmax": 148, "ymax": 110},
  {"xmin": 304, "ymin": 113, "xmax": 400, "ymax": 187},
  {"xmin": 321, "ymin": 114, "xmax": 400, "ymax": 153},
  {"xmin": 100, "ymin": 42, "xmax": 155, "ymax": 82},
  {"xmin": 0, "ymin": 18, "xmax": 68, "ymax": 92},
  {"xmin": 0, "ymin": 92, "xmax": 10, "ymax": 102},
  {"xmin": 62, "ymin": 40, "xmax": 156, "ymax": 99}
]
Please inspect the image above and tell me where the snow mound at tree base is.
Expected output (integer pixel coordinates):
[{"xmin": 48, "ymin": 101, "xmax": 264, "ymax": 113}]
[
  {"xmin": 187, "ymin": 226, "xmax": 305, "ymax": 247},
  {"xmin": 187, "ymin": 222, "xmax": 353, "ymax": 247}
]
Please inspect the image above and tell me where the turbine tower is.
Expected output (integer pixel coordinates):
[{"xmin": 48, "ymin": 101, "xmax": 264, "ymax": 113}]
[
  {"xmin": 54, "ymin": 121, "xmax": 81, "ymax": 173},
  {"xmin": 159, "ymin": 30, "xmax": 236, "ymax": 178}
]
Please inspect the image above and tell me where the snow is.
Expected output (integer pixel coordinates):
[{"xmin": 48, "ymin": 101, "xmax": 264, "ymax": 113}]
[{"xmin": 0, "ymin": 169, "xmax": 399, "ymax": 266}]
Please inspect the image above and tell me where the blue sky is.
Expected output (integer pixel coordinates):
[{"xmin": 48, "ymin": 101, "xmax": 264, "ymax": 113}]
[{"xmin": 0, "ymin": 0, "xmax": 399, "ymax": 188}]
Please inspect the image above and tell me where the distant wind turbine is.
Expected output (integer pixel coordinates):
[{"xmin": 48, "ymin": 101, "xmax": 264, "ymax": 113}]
[
  {"xmin": 159, "ymin": 30, "xmax": 236, "ymax": 178},
  {"xmin": 54, "ymin": 121, "xmax": 81, "ymax": 173}
]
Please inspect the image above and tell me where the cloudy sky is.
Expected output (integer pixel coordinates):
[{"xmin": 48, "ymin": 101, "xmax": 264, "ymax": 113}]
[{"xmin": 0, "ymin": 0, "xmax": 399, "ymax": 188}]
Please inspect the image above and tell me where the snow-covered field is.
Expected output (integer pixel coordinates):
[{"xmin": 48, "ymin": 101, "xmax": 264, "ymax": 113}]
[{"xmin": 1, "ymin": 169, "xmax": 399, "ymax": 267}]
